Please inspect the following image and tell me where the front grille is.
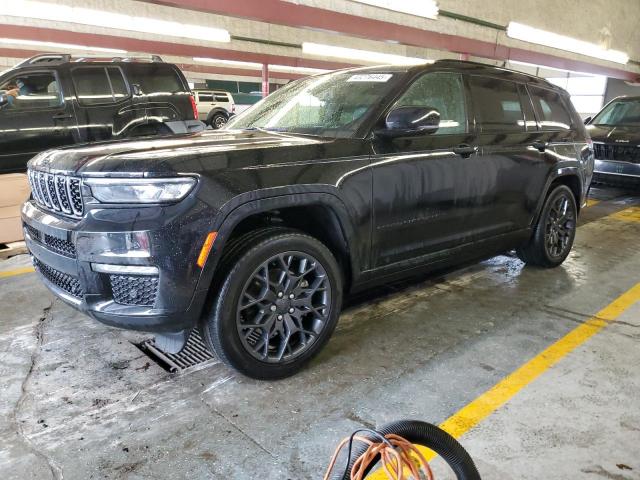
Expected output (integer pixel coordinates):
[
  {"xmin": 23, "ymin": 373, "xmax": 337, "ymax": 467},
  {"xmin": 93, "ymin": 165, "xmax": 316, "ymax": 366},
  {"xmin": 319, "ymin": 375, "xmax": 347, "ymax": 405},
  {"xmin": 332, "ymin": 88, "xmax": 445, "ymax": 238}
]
[
  {"xmin": 110, "ymin": 274, "xmax": 159, "ymax": 307},
  {"xmin": 24, "ymin": 224, "xmax": 76, "ymax": 258},
  {"xmin": 25, "ymin": 224, "xmax": 41, "ymax": 242},
  {"xmin": 594, "ymin": 143, "xmax": 640, "ymax": 163},
  {"xmin": 33, "ymin": 258, "xmax": 84, "ymax": 298},
  {"xmin": 44, "ymin": 234, "xmax": 76, "ymax": 258},
  {"xmin": 28, "ymin": 169, "xmax": 84, "ymax": 217}
]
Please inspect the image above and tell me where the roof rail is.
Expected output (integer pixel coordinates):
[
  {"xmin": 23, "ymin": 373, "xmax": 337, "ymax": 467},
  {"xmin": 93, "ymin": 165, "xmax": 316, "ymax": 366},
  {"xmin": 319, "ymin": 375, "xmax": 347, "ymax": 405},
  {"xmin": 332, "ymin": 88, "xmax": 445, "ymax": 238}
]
[
  {"xmin": 14, "ymin": 53, "xmax": 72, "ymax": 67},
  {"xmin": 72, "ymin": 55, "xmax": 164, "ymax": 63}
]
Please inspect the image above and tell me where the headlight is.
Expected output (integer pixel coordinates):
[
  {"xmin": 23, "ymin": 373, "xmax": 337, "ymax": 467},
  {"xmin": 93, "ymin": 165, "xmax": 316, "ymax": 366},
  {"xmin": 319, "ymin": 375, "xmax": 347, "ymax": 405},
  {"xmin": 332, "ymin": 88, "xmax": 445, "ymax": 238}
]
[{"xmin": 85, "ymin": 177, "xmax": 197, "ymax": 204}]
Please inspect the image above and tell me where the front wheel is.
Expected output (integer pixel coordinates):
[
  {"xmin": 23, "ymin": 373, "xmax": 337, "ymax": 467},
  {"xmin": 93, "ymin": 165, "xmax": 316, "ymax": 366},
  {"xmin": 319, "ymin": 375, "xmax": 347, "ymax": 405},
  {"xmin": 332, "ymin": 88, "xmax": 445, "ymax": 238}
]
[
  {"xmin": 516, "ymin": 184, "xmax": 577, "ymax": 268},
  {"xmin": 200, "ymin": 230, "xmax": 343, "ymax": 379}
]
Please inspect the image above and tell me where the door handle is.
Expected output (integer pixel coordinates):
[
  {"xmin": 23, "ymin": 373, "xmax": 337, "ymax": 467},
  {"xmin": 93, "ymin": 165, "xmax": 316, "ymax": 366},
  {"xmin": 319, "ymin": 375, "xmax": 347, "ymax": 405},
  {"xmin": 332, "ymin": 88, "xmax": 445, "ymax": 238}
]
[
  {"xmin": 532, "ymin": 141, "xmax": 548, "ymax": 152},
  {"xmin": 52, "ymin": 112, "xmax": 73, "ymax": 121},
  {"xmin": 453, "ymin": 144, "xmax": 478, "ymax": 158}
]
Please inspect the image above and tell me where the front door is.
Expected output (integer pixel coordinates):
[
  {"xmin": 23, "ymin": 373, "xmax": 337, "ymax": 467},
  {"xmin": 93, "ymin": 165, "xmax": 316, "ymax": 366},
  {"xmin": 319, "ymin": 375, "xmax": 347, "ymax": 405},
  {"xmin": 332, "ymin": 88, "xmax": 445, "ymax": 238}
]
[
  {"xmin": 0, "ymin": 70, "xmax": 76, "ymax": 173},
  {"xmin": 370, "ymin": 71, "xmax": 482, "ymax": 268}
]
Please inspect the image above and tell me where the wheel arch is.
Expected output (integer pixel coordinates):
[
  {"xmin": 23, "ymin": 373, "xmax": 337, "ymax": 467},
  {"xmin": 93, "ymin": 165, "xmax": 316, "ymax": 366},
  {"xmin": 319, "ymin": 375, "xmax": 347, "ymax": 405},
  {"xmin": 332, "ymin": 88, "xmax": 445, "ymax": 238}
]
[
  {"xmin": 533, "ymin": 168, "xmax": 583, "ymax": 226},
  {"xmin": 206, "ymin": 107, "xmax": 230, "ymax": 124},
  {"xmin": 200, "ymin": 192, "xmax": 360, "ymax": 298}
]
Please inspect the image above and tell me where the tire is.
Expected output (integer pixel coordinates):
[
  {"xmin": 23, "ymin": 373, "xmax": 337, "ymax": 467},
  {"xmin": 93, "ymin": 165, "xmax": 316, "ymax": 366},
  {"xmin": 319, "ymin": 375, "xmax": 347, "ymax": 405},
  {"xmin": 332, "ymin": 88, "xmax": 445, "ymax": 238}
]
[
  {"xmin": 336, "ymin": 420, "xmax": 481, "ymax": 480},
  {"xmin": 200, "ymin": 229, "xmax": 343, "ymax": 379},
  {"xmin": 516, "ymin": 184, "xmax": 577, "ymax": 268},
  {"xmin": 209, "ymin": 112, "xmax": 228, "ymax": 129}
]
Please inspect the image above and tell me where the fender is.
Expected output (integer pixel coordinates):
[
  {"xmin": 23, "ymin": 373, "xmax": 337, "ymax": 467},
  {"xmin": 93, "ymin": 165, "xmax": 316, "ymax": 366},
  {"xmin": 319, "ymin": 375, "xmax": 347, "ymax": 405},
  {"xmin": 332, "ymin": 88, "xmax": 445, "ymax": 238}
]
[
  {"xmin": 532, "ymin": 165, "xmax": 583, "ymax": 227},
  {"xmin": 192, "ymin": 187, "xmax": 362, "ymax": 307}
]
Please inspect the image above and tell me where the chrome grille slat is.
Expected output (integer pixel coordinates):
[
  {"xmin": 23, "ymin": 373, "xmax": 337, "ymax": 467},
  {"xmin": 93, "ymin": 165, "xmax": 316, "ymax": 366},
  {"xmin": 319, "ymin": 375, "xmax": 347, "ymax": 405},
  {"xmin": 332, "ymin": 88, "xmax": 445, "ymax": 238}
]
[
  {"xmin": 55, "ymin": 174, "xmax": 72, "ymax": 214},
  {"xmin": 46, "ymin": 174, "xmax": 61, "ymax": 211},
  {"xmin": 28, "ymin": 168, "xmax": 84, "ymax": 219},
  {"xmin": 38, "ymin": 172, "xmax": 52, "ymax": 207}
]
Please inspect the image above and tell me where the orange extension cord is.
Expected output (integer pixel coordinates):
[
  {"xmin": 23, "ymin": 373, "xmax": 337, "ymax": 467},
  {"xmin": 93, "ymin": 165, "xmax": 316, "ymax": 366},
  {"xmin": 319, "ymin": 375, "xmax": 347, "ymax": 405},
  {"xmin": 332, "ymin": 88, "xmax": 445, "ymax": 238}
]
[{"xmin": 323, "ymin": 433, "xmax": 434, "ymax": 480}]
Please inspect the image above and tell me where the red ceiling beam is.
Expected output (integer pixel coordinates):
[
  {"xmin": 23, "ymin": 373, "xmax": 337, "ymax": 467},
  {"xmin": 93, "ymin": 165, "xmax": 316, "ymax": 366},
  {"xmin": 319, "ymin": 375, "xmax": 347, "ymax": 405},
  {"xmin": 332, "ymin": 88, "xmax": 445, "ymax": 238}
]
[
  {"xmin": 0, "ymin": 24, "xmax": 353, "ymax": 71},
  {"xmin": 146, "ymin": 0, "xmax": 639, "ymax": 81},
  {"xmin": 0, "ymin": 47, "xmax": 303, "ymax": 80}
]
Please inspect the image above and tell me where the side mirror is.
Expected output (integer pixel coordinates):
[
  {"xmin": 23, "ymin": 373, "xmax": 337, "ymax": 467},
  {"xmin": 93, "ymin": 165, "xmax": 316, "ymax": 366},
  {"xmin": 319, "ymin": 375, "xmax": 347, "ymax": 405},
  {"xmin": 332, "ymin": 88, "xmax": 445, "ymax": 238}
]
[
  {"xmin": 132, "ymin": 84, "xmax": 143, "ymax": 96},
  {"xmin": 377, "ymin": 106, "xmax": 440, "ymax": 138},
  {"xmin": 583, "ymin": 116, "xmax": 592, "ymax": 125}
]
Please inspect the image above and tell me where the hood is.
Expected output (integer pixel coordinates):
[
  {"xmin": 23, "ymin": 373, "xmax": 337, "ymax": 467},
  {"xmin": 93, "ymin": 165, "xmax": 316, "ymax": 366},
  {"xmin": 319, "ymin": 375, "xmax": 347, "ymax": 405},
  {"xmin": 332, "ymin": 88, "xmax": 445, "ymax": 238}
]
[
  {"xmin": 28, "ymin": 129, "xmax": 330, "ymax": 176},
  {"xmin": 587, "ymin": 124, "xmax": 640, "ymax": 145}
]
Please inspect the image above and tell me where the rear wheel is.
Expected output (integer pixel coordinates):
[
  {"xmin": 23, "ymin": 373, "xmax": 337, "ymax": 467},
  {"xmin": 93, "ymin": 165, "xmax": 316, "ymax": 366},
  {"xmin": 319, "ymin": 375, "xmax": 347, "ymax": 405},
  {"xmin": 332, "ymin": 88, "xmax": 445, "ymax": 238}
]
[
  {"xmin": 209, "ymin": 112, "xmax": 228, "ymax": 129},
  {"xmin": 516, "ymin": 184, "xmax": 577, "ymax": 267},
  {"xmin": 200, "ymin": 230, "xmax": 343, "ymax": 379}
]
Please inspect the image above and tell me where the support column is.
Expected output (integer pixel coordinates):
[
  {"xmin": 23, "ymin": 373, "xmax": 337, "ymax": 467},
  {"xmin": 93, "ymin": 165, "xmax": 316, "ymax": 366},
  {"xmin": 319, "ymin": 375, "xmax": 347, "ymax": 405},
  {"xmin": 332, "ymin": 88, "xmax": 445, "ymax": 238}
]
[{"xmin": 262, "ymin": 63, "xmax": 269, "ymax": 97}]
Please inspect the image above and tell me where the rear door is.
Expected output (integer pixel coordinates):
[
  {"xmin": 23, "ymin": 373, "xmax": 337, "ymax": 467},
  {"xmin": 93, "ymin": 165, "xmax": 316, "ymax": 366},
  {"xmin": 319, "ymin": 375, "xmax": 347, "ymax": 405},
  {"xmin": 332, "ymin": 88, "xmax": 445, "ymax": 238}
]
[
  {"xmin": 528, "ymin": 84, "xmax": 580, "ymax": 165},
  {"xmin": 0, "ymin": 70, "xmax": 76, "ymax": 173},
  {"xmin": 196, "ymin": 91, "xmax": 214, "ymax": 117},
  {"xmin": 71, "ymin": 65, "xmax": 135, "ymax": 141},
  {"xmin": 370, "ymin": 71, "xmax": 482, "ymax": 268},
  {"xmin": 467, "ymin": 75, "xmax": 547, "ymax": 232}
]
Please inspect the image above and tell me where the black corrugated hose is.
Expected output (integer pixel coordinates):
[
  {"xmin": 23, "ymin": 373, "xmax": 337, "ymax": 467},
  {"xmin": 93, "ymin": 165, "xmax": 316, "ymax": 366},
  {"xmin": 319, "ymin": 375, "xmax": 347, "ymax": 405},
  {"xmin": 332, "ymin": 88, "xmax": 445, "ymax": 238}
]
[{"xmin": 333, "ymin": 419, "xmax": 481, "ymax": 479}]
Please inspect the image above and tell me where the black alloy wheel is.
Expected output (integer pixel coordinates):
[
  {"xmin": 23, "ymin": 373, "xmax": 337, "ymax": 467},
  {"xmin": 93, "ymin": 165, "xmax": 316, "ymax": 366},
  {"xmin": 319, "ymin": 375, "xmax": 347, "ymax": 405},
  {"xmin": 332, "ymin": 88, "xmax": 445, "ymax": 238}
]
[
  {"xmin": 516, "ymin": 184, "xmax": 577, "ymax": 268},
  {"xmin": 236, "ymin": 251, "xmax": 332, "ymax": 363},
  {"xmin": 544, "ymin": 191, "xmax": 576, "ymax": 259},
  {"xmin": 200, "ymin": 229, "xmax": 342, "ymax": 379}
]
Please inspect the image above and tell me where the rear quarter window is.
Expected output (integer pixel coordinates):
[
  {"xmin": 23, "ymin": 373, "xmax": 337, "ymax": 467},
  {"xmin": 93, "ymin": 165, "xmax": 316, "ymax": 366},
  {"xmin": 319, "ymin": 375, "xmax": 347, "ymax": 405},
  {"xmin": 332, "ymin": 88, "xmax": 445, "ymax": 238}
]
[
  {"xmin": 528, "ymin": 85, "xmax": 573, "ymax": 130},
  {"xmin": 126, "ymin": 64, "xmax": 185, "ymax": 94}
]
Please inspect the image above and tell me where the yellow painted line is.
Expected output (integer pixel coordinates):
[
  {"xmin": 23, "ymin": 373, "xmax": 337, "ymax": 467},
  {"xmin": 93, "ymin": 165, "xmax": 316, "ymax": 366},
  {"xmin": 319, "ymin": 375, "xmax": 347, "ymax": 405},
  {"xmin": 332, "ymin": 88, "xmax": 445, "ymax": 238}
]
[
  {"xmin": 0, "ymin": 266, "xmax": 35, "ymax": 279},
  {"xmin": 368, "ymin": 283, "xmax": 640, "ymax": 478},
  {"xmin": 585, "ymin": 198, "xmax": 600, "ymax": 208},
  {"xmin": 608, "ymin": 206, "xmax": 640, "ymax": 223}
]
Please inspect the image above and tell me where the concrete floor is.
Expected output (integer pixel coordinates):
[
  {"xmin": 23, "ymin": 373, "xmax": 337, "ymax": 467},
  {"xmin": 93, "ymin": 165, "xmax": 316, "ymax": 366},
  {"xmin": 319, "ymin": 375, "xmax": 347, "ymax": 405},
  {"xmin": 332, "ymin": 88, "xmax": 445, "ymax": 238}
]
[{"xmin": 1, "ymin": 186, "xmax": 639, "ymax": 479}]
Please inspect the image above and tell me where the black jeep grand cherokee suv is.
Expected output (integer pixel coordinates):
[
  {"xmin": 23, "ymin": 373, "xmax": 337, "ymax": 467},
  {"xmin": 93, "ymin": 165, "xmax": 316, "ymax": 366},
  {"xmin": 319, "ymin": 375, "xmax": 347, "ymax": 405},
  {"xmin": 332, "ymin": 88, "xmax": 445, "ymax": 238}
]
[
  {"xmin": 0, "ymin": 53, "xmax": 203, "ymax": 174},
  {"xmin": 22, "ymin": 61, "xmax": 593, "ymax": 379}
]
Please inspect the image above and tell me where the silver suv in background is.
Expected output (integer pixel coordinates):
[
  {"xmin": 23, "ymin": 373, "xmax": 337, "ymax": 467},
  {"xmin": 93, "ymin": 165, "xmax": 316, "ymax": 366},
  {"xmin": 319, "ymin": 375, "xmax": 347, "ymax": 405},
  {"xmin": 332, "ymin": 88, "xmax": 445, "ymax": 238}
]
[{"xmin": 194, "ymin": 90, "xmax": 235, "ymax": 129}]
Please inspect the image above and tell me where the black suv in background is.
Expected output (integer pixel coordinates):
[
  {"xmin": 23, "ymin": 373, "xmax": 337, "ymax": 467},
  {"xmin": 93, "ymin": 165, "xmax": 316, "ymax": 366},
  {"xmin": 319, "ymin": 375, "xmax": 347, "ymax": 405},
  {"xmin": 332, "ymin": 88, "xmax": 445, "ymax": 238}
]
[
  {"xmin": 586, "ymin": 96, "xmax": 640, "ymax": 185},
  {"xmin": 22, "ymin": 61, "xmax": 593, "ymax": 379},
  {"xmin": 0, "ymin": 54, "xmax": 204, "ymax": 174}
]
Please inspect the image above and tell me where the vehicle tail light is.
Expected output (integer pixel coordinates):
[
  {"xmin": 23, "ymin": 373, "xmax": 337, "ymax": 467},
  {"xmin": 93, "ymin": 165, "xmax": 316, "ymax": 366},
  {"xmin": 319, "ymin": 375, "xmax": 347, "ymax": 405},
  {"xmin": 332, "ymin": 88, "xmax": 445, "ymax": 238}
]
[
  {"xmin": 232, "ymin": 104, "xmax": 236, "ymax": 113},
  {"xmin": 189, "ymin": 94, "xmax": 199, "ymax": 120}
]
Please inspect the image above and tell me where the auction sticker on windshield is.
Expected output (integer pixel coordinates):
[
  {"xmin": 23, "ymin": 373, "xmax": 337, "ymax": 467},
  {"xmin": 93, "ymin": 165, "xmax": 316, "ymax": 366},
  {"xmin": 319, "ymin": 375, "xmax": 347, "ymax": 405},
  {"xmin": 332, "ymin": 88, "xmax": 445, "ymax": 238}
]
[{"xmin": 347, "ymin": 74, "xmax": 393, "ymax": 82}]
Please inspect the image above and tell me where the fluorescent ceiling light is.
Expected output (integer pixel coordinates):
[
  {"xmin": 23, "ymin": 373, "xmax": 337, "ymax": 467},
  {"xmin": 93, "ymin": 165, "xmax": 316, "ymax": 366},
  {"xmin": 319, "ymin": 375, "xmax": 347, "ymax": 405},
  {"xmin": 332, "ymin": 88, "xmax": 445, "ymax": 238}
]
[
  {"xmin": 9, "ymin": 1, "xmax": 230, "ymax": 43},
  {"xmin": 302, "ymin": 42, "xmax": 432, "ymax": 66},
  {"xmin": 506, "ymin": 22, "xmax": 629, "ymax": 65},
  {"xmin": 0, "ymin": 37, "xmax": 127, "ymax": 54},
  {"xmin": 193, "ymin": 57, "xmax": 329, "ymax": 75},
  {"xmin": 352, "ymin": 0, "xmax": 438, "ymax": 19},
  {"xmin": 269, "ymin": 65, "xmax": 329, "ymax": 75},
  {"xmin": 508, "ymin": 60, "xmax": 606, "ymax": 78},
  {"xmin": 193, "ymin": 57, "xmax": 262, "ymax": 69}
]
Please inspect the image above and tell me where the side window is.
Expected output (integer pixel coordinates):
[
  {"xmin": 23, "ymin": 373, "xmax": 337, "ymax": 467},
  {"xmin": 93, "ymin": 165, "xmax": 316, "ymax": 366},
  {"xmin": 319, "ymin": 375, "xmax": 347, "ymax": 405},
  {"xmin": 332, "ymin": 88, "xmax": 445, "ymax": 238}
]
[
  {"xmin": 0, "ymin": 72, "xmax": 62, "ymax": 110},
  {"xmin": 73, "ymin": 67, "xmax": 114, "ymax": 105},
  {"xmin": 198, "ymin": 92, "xmax": 213, "ymax": 102},
  {"xmin": 528, "ymin": 86, "xmax": 572, "ymax": 130},
  {"xmin": 468, "ymin": 76, "xmax": 524, "ymax": 133},
  {"xmin": 394, "ymin": 72, "xmax": 467, "ymax": 135},
  {"xmin": 128, "ymin": 64, "xmax": 184, "ymax": 93},
  {"xmin": 107, "ymin": 68, "xmax": 128, "ymax": 101},
  {"xmin": 215, "ymin": 94, "xmax": 230, "ymax": 102}
]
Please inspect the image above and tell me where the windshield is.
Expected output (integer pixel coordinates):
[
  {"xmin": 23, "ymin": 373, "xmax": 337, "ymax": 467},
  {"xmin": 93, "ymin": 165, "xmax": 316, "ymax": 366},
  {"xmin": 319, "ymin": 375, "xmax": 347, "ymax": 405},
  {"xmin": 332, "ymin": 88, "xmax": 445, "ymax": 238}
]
[
  {"xmin": 592, "ymin": 99, "xmax": 640, "ymax": 126},
  {"xmin": 226, "ymin": 71, "xmax": 403, "ymax": 137}
]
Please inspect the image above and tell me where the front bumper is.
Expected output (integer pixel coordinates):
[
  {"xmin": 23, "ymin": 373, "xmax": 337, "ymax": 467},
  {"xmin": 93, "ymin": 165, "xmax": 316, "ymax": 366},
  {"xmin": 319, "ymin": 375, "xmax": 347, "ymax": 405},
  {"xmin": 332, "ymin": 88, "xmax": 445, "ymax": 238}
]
[{"xmin": 21, "ymin": 201, "xmax": 209, "ymax": 334}]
